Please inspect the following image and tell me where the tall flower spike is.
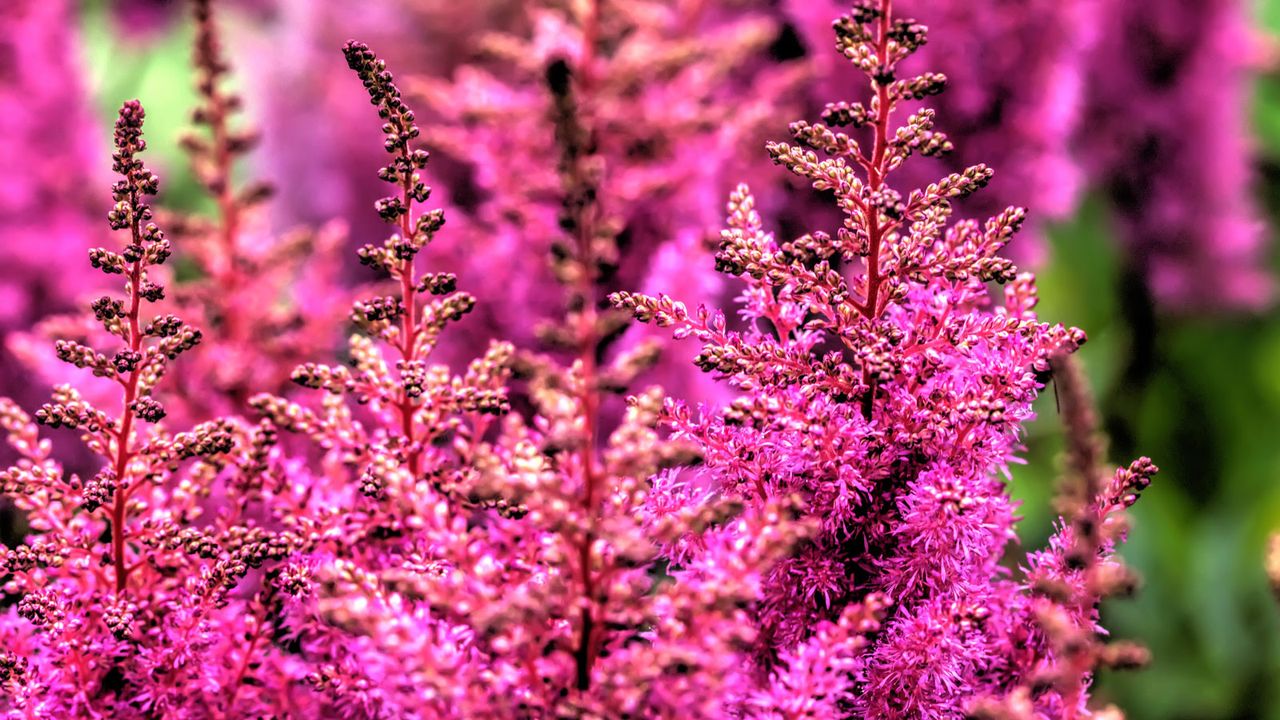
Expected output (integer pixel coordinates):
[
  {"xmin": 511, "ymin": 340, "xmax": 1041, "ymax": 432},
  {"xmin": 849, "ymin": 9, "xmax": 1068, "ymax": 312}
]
[
  {"xmin": 615, "ymin": 2, "xmax": 1151, "ymax": 716},
  {"xmin": 337, "ymin": 39, "xmax": 470, "ymax": 476},
  {"xmin": 182, "ymin": 0, "xmax": 263, "ymax": 356},
  {"xmin": 102, "ymin": 100, "xmax": 180, "ymax": 592},
  {"xmin": 992, "ymin": 355, "xmax": 1155, "ymax": 719},
  {"xmin": 250, "ymin": 42, "xmax": 514, "ymax": 714},
  {"xmin": 546, "ymin": 50, "xmax": 609, "ymax": 691},
  {"xmin": 487, "ymin": 19, "xmax": 807, "ymax": 710}
]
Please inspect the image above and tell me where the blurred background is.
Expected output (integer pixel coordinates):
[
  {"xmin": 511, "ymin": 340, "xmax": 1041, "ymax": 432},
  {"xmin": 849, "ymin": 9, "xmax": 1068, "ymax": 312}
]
[{"xmin": 3, "ymin": 1, "xmax": 1280, "ymax": 717}]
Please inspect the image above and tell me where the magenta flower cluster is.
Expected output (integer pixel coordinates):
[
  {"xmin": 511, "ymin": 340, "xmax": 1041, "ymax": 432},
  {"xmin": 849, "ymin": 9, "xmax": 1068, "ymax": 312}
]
[{"xmin": 0, "ymin": 0, "xmax": 1158, "ymax": 718}]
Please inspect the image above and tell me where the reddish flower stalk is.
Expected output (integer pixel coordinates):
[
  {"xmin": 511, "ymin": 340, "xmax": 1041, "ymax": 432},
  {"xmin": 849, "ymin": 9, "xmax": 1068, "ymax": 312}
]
[
  {"xmin": 393, "ymin": 144, "xmax": 424, "ymax": 477},
  {"xmin": 1047, "ymin": 354, "xmax": 1111, "ymax": 718},
  {"xmin": 166, "ymin": 0, "xmax": 338, "ymax": 416},
  {"xmin": 856, "ymin": 0, "xmax": 896, "ymax": 419},
  {"xmin": 342, "ymin": 41, "xmax": 436, "ymax": 478},
  {"xmin": 106, "ymin": 101, "xmax": 169, "ymax": 594},
  {"xmin": 861, "ymin": 0, "xmax": 894, "ymax": 323},
  {"xmin": 1049, "ymin": 354, "xmax": 1107, "ymax": 567},
  {"xmin": 185, "ymin": 0, "xmax": 259, "ymax": 364}
]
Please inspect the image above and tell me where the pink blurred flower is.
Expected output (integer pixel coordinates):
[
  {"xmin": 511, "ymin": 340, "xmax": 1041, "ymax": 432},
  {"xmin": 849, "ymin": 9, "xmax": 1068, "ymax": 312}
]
[{"xmin": 1083, "ymin": 0, "xmax": 1272, "ymax": 310}]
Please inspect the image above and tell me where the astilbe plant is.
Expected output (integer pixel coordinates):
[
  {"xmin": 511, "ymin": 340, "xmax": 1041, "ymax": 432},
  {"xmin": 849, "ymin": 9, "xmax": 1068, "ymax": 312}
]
[
  {"xmin": 0, "ymin": 101, "xmax": 296, "ymax": 717},
  {"xmin": 250, "ymin": 42, "xmax": 804, "ymax": 718},
  {"xmin": 614, "ymin": 2, "xmax": 1155, "ymax": 716},
  {"xmin": 977, "ymin": 354, "xmax": 1154, "ymax": 719}
]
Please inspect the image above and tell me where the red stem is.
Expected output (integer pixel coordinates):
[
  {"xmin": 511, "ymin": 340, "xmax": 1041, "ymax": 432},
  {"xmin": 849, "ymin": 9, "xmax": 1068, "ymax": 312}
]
[
  {"xmin": 394, "ymin": 144, "xmax": 422, "ymax": 478},
  {"xmin": 111, "ymin": 190, "xmax": 146, "ymax": 595},
  {"xmin": 860, "ymin": 0, "xmax": 894, "ymax": 420}
]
